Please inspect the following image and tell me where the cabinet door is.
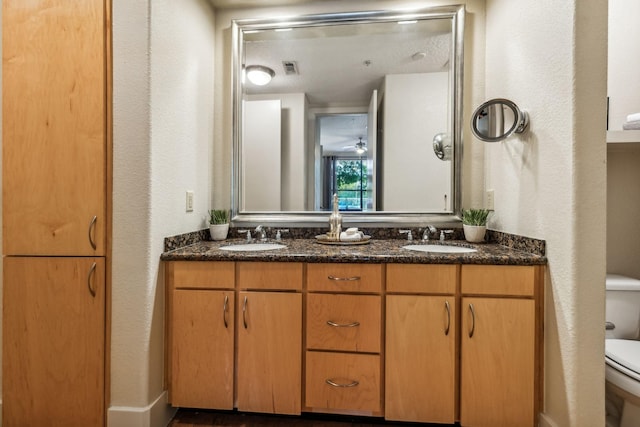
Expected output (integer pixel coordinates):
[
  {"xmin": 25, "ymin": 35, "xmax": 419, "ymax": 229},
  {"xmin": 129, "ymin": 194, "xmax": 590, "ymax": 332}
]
[
  {"xmin": 171, "ymin": 290, "xmax": 234, "ymax": 409},
  {"xmin": 3, "ymin": 257, "xmax": 105, "ymax": 426},
  {"xmin": 237, "ymin": 292, "xmax": 302, "ymax": 415},
  {"xmin": 385, "ymin": 295, "xmax": 456, "ymax": 423},
  {"xmin": 460, "ymin": 297, "xmax": 535, "ymax": 427},
  {"xmin": 2, "ymin": 0, "xmax": 106, "ymax": 256}
]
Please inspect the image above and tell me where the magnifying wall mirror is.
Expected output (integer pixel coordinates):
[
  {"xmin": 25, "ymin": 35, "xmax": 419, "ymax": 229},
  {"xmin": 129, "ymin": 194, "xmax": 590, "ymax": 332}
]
[
  {"xmin": 470, "ymin": 98, "xmax": 529, "ymax": 142},
  {"xmin": 231, "ymin": 5, "xmax": 465, "ymax": 225}
]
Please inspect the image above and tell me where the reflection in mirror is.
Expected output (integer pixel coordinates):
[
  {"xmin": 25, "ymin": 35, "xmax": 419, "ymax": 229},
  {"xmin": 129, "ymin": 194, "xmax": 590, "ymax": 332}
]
[
  {"xmin": 232, "ymin": 6, "xmax": 465, "ymax": 225},
  {"xmin": 471, "ymin": 98, "xmax": 529, "ymax": 143}
]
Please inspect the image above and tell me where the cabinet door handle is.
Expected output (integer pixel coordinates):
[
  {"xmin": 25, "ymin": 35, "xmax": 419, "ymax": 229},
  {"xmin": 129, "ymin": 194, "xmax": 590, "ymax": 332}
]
[
  {"xmin": 223, "ymin": 295, "xmax": 229, "ymax": 328},
  {"xmin": 468, "ymin": 303, "xmax": 476, "ymax": 338},
  {"xmin": 444, "ymin": 300, "xmax": 451, "ymax": 336},
  {"xmin": 242, "ymin": 296, "xmax": 248, "ymax": 329},
  {"xmin": 327, "ymin": 275, "xmax": 360, "ymax": 281},
  {"xmin": 325, "ymin": 378, "xmax": 359, "ymax": 388},
  {"xmin": 88, "ymin": 216, "xmax": 97, "ymax": 250},
  {"xmin": 87, "ymin": 262, "xmax": 97, "ymax": 297},
  {"xmin": 326, "ymin": 320, "xmax": 360, "ymax": 328}
]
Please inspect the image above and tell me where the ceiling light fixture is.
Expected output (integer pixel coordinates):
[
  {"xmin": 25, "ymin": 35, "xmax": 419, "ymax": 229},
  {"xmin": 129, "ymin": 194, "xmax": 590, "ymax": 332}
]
[
  {"xmin": 245, "ymin": 65, "xmax": 275, "ymax": 86},
  {"xmin": 355, "ymin": 138, "xmax": 367, "ymax": 155}
]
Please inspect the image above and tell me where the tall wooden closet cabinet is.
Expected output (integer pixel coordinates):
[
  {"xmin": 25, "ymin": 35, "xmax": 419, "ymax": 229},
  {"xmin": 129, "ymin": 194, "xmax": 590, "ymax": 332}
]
[{"xmin": 2, "ymin": 1, "xmax": 111, "ymax": 426}]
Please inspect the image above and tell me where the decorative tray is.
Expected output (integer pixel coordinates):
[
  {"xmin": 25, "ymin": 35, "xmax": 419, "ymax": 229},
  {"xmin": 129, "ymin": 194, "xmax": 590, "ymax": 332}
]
[{"xmin": 314, "ymin": 234, "xmax": 372, "ymax": 245}]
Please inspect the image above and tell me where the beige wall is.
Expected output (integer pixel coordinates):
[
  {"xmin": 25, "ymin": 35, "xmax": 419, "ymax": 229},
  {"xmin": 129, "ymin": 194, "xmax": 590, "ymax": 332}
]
[
  {"xmin": 110, "ymin": 0, "xmax": 216, "ymax": 425},
  {"xmin": 607, "ymin": 145, "xmax": 640, "ymax": 279},
  {"xmin": 484, "ymin": 1, "xmax": 607, "ymax": 426}
]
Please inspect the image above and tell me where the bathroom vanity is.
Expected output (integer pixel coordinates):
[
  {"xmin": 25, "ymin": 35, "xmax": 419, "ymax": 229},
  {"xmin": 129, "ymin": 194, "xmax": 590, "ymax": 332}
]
[{"xmin": 162, "ymin": 238, "xmax": 545, "ymax": 427}]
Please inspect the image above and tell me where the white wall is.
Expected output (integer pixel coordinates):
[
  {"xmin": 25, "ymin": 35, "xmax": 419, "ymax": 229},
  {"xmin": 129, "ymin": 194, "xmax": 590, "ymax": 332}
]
[
  {"xmin": 483, "ymin": 1, "xmax": 607, "ymax": 426},
  {"xmin": 246, "ymin": 93, "xmax": 308, "ymax": 210},
  {"xmin": 110, "ymin": 0, "xmax": 215, "ymax": 425},
  {"xmin": 607, "ymin": 0, "xmax": 640, "ymax": 279},
  {"xmin": 608, "ymin": 0, "xmax": 640, "ymax": 130},
  {"xmin": 243, "ymin": 99, "xmax": 282, "ymax": 210},
  {"xmin": 381, "ymin": 72, "xmax": 450, "ymax": 211}
]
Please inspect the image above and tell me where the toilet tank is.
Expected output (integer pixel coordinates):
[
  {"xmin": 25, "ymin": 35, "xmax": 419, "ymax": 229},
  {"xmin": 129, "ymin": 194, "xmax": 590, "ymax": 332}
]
[{"xmin": 606, "ymin": 274, "xmax": 640, "ymax": 340}]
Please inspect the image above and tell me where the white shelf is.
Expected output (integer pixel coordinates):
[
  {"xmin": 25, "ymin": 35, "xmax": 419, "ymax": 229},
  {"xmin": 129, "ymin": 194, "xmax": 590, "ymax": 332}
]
[{"xmin": 607, "ymin": 130, "xmax": 640, "ymax": 143}]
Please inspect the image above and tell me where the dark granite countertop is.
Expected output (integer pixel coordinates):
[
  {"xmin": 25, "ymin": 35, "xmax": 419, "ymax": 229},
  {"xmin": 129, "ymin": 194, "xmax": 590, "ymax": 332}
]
[{"xmin": 160, "ymin": 238, "xmax": 547, "ymax": 265}]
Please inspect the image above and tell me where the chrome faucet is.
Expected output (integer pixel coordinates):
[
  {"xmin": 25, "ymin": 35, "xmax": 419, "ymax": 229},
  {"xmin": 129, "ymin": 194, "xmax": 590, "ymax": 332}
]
[
  {"xmin": 423, "ymin": 225, "xmax": 437, "ymax": 241},
  {"xmin": 399, "ymin": 229, "xmax": 413, "ymax": 241},
  {"xmin": 255, "ymin": 225, "xmax": 267, "ymax": 242}
]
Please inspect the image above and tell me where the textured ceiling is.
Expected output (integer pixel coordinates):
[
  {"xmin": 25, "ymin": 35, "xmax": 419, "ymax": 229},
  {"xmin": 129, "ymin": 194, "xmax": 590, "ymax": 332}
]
[{"xmin": 241, "ymin": 17, "xmax": 452, "ymax": 152}]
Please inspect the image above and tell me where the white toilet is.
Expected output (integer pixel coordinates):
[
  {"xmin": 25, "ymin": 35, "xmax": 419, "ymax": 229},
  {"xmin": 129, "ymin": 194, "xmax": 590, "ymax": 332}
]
[{"xmin": 605, "ymin": 273, "xmax": 640, "ymax": 427}]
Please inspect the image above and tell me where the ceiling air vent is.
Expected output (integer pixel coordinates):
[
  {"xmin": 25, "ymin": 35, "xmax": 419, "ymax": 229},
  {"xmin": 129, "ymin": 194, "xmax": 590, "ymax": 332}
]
[{"xmin": 282, "ymin": 61, "xmax": 298, "ymax": 75}]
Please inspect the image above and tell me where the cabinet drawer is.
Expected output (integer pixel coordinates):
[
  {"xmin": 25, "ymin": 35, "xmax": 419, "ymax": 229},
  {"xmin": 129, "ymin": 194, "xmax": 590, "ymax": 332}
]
[
  {"xmin": 237, "ymin": 262, "xmax": 303, "ymax": 290},
  {"xmin": 307, "ymin": 294, "xmax": 381, "ymax": 353},
  {"xmin": 461, "ymin": 265, "xmax": 540, "ymax": 297},
  {"xmin": 170, "ymin": 261, "xmax": 235, "ymax": 289},
  {"xmin": 305, "ymin": 351, "xmax": 381, "ymax": 413},
  {"xmin": 387, "ymin": 264, "xmax": 457, "ymax": 294},
  {"xmin": 307, "ymin": 264, "xmax": 382, "ymax": 293}
]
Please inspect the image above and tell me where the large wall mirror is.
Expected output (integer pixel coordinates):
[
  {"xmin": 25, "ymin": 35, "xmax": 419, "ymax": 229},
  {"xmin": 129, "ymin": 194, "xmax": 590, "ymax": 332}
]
[{"xmin": 231, "ymin": 5, "xmax": 465, "ymax": 225}]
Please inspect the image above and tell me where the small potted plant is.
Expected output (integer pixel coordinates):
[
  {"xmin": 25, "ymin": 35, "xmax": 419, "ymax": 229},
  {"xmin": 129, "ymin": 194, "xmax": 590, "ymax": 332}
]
[
  {"xmin": 208, "ymin": 209, "xmax": 230, "ymax": 241},
  {"xmin": 461, "ymin": 208, "xmax": 491, "ymax": 243}
]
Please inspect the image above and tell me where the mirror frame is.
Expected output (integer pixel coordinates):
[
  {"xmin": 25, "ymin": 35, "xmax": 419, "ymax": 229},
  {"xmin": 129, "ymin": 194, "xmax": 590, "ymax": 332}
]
[
  {"xmin": 230, "ymin": 5, "xmax": 465, "ymax": 226},
  {"xmin": 470, "ymin": 98, "xmax": 530, "ymax": 143}
]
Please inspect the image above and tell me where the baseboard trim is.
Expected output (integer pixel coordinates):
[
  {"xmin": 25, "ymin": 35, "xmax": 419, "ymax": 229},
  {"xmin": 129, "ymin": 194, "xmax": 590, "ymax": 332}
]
[
  {"xmin": 539, "ymin": 413, "xmax": 560, "ymax": 427},
  {"xmin": 107, "ymin": 391, "xmax": 176, "ymax": 427}
]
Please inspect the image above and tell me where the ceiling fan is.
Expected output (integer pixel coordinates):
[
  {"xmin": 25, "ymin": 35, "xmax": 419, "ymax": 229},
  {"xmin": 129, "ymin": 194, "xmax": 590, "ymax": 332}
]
[{"xmin": 339, "ymin": 137, "xmax": 368, "ymax": 154}]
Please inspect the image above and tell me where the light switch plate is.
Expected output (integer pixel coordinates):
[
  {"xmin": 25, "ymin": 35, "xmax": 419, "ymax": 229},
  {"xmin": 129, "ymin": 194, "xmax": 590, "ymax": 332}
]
[
  {"xmin": 186, "ymin": 191, "xmax": 194, "ymax": 212},
  {"xmin": 486, "ymin": 189, "xmax": 495, "ymax": 210}
]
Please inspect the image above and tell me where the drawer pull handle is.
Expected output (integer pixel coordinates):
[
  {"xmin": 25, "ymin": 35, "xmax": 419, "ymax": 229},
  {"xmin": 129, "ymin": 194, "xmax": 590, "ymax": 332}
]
[
  {"xmin": 325, "ymin": 378, "xmax": 359, "ymax": 388},
  {"xmin": 327, "ymin": 275, "xmax": 360, "ymax": 282},
  {"xmin": 88, "ymin": 216, "xmax": 97, "ymax": 250},
  {"xmin": 242, "ymin": 296, "xmax": 248, "ymax": 329},
  {"xmin": 327, "ymin": 320, "xmax": 360, "ymax": 328},
  {"xmin": 444, "ymin": 300, "xmax": 451, "ymax": 336},
  {"xmin": 223, "ymin": 295, "xmax": 229, "ymax": 328},
  {"xmin": 468, "ymin": 303, "xmax": 476, "ymax": 338},
  {"xmin": 87, "ymin": 262, "xmax": 97, "ymax": 297}
]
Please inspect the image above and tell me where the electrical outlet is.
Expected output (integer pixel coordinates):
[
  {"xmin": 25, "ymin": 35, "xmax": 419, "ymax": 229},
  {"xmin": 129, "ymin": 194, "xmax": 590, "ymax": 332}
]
[
  {"xmin": 486, "ymin": 189, "xmax": 495, "ymax": 210},
  {"xmin": 186, "ymin": 191, "xmax": 194, "ymax": 212}
]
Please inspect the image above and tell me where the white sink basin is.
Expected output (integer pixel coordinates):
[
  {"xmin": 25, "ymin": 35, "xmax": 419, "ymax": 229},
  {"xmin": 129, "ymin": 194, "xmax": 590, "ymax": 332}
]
[
  {"xmin": 219, "ymin": 243, "xmax": 287, "ymax": 252},
  {"xmin": 402, "ymin": 244, "xmax": 477, "ymax": 254}
]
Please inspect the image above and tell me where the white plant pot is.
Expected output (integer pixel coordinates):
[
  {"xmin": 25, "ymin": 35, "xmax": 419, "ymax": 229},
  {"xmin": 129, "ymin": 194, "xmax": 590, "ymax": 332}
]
[
  {"xmin": 209, "ymin": 223, "xmax": 229, "ymax": 241},
  {"xmin": 463, "ymin": 224, "xmax": 486, "ymax": 243}
]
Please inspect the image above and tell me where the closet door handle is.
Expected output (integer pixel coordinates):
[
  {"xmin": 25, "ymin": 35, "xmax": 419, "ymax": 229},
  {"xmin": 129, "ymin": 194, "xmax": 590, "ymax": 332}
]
[
  {"xmin": 444, "ymin": 300, "xmax": 451, "ymax": 336},
  {"xmin": 223, "ymin": 295, "xmax": 229, "ymax": 328},
  {"xmin": 325, "ymin": 378, "xmax": 359, "ymax": 388},
  {"xmin": 327, "ymin": 320, "xmax": 360, "ymax": 328},
  {"xmin": 87, "ymin": 262, "xmax": 97, "ymax": 297},
  {"xmin": 88, "ymin": 216, "xmax": 97, "ymax": 250},
  {"xmin": 242, "ymin": 296, "xmax": 248, "ymax": 329},
  {"xmin": 327, "ymin": 275, "xmax": 360, "ymax": 282},
  {"xmin": 468, "ymin": 303, "xmax": 476, "ymax": 338}
]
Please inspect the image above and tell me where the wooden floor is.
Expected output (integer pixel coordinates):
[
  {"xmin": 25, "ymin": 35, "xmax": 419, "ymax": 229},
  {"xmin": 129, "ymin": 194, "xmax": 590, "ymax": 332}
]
[{"xmin": 169, "ymin": 409, "xmax": 459, "ymax": 426}]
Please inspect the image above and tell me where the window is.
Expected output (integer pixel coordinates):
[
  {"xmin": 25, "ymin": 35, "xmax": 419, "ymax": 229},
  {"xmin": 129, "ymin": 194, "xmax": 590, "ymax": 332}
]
[{"xmin": 331, "ymin": 158, "xmax": 372, "ymax": 211}]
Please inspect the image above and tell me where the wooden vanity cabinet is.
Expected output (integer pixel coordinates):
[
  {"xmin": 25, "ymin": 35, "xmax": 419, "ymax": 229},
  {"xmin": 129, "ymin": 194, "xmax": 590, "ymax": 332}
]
[
  {"xmin": 166, "ymin": 259, "xmax": 544, "ymax": 425},
  {"xmin": 385, "ymin": 264, "xmax": 458, "ymax": 424},
  {"xmin": 168, "ymin": 261, "xmax": 235, "ymax": 409},
  {"xmin": 167, "ymin": 261, "xmax": 303, "ymax": 414},
  {"xmin": 236, "ymin": 262, "xmax": 303, "ymax": 415},
  {"xmin": 459, "ymin": 265, "xmax": 543, "ymax": 427},
  {"xmin": 305, "ymin": 263, "xmax": 383, "ymax": 415}
]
